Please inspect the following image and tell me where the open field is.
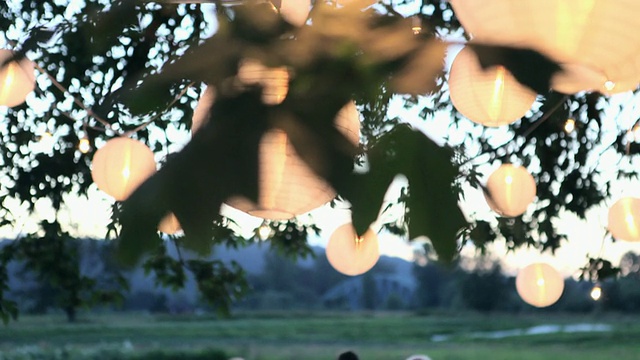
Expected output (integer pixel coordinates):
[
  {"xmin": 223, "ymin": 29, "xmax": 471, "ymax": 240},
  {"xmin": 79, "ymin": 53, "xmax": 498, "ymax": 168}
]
[{"xmin": 0, "ymin": 311, "xmax": 638, "ymax": 359}]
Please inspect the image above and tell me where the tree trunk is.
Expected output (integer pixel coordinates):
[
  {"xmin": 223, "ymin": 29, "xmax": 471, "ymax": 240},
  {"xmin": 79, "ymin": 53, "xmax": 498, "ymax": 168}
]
[{"xmin": 65, "ymin": 306, "xmax": 76, "ymax": 323}]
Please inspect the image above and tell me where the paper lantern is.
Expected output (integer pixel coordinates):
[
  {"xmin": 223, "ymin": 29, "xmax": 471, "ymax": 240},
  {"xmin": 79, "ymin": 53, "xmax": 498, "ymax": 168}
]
[
  {"xmin": 590, "ymin": 284, "xmax": 602, "ymax": 301},
  {"xmin": 326, "ymin": 223, "xmax": 379, "ymax": 276},
  {"xmin": 237, "ymin": 59, "xmax": 289, "ymax": 105},
  {"xmin": 279, "ymin": 0, "xmax": 311, "ymax": 27},
  {"xmin": 485, "ymin": 164, "xmax": 536, "ymax": 217},
  {"xmin": 608, "ymin": 197, "xmax": 640, "ymax": 242},
  {"xmin": 158, "ymin": 213, "xmax": 182, "ymax": 235},
  {"xmin": 0, "ymin": 49, "xmax": 36, "ymax": 107},
  {"xmin": 191, "ymin": 87, "xmax": 215, "ymax": 134},
  {"xmin": 227, "ymin": 101, "xmax": 360, "ymax": 220},
  {"xmin": 448, "ymin": 46, "xmax": 537, "ymax": 127},
  {"xmin": 91, "ymin": 137, "xmax": 156, "ymax": 201},
  {"xmin": 449, "ymin": 0, "xmax": 640, "ymax": 94},
  {"xmin": 516, "ymin": 262, "xmax": 564, "ymax": 308}
]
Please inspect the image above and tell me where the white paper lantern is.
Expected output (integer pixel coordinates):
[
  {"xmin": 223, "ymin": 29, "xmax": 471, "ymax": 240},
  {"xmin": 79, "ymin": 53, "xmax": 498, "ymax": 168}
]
[
  {"xmin": 485, "ymin": 164, "xmax": 536, "ymax": 217},
  {"xmin": 516, "ymin": 262, "xmax": 564, "ymax": 308},
  {"xmin": 449, "ymin": 0, "xmax": 640, "ymax": 94},
  {"xmin": 0, "ymin": 49, "xmax": 35, "ymax": 107},
  {"xmin": 227, "ymin": 101, "xmax": 360, "ymax": 220},
  {"xmin": 608, "ymin": 197, "xmax": 640, "ymax": 242},
  {"xmin": 326, "ymin": 223, "xmax": 380, "ymax": 276},
  {"xmin": 279, "ymin": 0, "xmax": 311, "ymax": 27},
  {"xmin": 158, "ymin": 213, "xmax": 182, "ymax": 235},
  {"xmin": 237, "ymin": 59, "xmax": 289, "ymax": 105},
  {"xmin": 448, "ymin": 46, "xmax": 537, "ymax": 127},
  {"xmin": 91, "ymin": 137, "xmax": 156, "ymax": 201}
]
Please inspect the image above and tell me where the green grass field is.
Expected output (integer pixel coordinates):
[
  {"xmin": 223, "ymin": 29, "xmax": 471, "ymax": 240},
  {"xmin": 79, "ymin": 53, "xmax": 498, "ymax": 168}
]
[{"xmin": 0, "ymin": 311, "xmax": 638, "ymax": 359}]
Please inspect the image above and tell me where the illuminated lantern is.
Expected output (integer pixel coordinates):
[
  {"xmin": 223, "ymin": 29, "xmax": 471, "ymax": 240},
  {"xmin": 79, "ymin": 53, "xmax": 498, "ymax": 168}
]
[
  {"xmin": 590, "ymin": 284, "xmax": 602, "ymax": 301},
  {"xmin": 256, "ymin": 221, "xmax": 272, "ymax": 240},
  {"xmin": 227, "ymin": 101, "xmax": 360, "ymax": 220},
  {"xmin": 448, "ymin": 46, "xmax": 537, "ymax": 127},
  {"xmin": 607, "ymin": 197, "xmax": 640, "ymax": 242},
  {"xmin": 91, "ymin": 137, "xmax": 156, "ymax": 201},
  {"xmin": 516, "ymin": 262, "xmax": 564, "ymax": 308},
  {"xmin": 78, "ymin": 136, "xmax": 92, "ymax": 154},
  {"xmin": 325, "ymin": 223, "xmax": 380, "ymax": 276},
  {"xmin": 485, "ymin": 164, "xmax": 536, "ymax": 217},
  {"xmin": 191, "ymin": 87, "xmax": 215, "ymax": 134},
  {"xmin": 237, "ymin": 59, "xmax": 289, "ymax": 105},
  {"xmin": 158, "ymin": 213, "xmax": 182, "ymax": 235},
  {"xmin": 279, "ymin": 0, "xmax": 311, "ymax": 27},
  {"xmin": 449, "ymin": 0, "xmax": 640, "ymax": 94},
  {"xmin": 0, "ymin": 49, "xmax": 36, "ymax": 107}
]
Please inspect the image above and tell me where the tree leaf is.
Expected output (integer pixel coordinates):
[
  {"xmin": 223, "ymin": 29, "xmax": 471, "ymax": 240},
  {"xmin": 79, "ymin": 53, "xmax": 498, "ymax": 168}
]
[
  {"xmin": 119, "ymin": 90, "xmax": 270, "ymax": 263},
  {"xmin": 468, "ymin": 44, "xmax": 562, "ymax": 94},
  {"xmin": 347, "ymin": 125, "xmax": 467, "ymax": 262}
]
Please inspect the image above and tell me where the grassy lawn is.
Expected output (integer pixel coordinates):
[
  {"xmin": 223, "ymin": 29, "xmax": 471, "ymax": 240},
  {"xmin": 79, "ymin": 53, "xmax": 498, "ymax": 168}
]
[{"xmin": 0, "ymin": 311, "xmax": 638, "ymax": 359}]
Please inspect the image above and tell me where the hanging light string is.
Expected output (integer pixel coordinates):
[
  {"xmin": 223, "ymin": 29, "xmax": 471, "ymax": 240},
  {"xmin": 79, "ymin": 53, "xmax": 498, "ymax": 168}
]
[
  {"xmin": 122, "ymin": 82, "xmax": 195, "ymax": 137},
  {"xmin": 518, "ymin": 95, "xmax": 570, "ymax": 139},
  {"xmin": 30, "ymin": 61, "xmax": 111, "ymax": 129},
  {"xmin": 458, "ymin": 94, "xmax": 570, "ymax": 166},
  {"xmin": 3, "ymin": 38, "xmax": 195, "ymax": 142},
  {"xmin": 19, "ymin": 54, "xmax": 197, "ymax": 149}
]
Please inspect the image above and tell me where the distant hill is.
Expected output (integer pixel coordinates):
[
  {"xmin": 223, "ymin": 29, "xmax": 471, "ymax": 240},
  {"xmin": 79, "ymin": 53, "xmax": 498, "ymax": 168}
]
[{"xmin": 1, "ymin": 238, "xmax": 417, "ymax": 313}]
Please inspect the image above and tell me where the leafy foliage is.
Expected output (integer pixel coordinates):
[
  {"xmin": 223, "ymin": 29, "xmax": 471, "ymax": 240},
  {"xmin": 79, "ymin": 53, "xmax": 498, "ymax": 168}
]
[{"xmin": 2, "ymin": 221, "xmax": 126, "ymax": 322}]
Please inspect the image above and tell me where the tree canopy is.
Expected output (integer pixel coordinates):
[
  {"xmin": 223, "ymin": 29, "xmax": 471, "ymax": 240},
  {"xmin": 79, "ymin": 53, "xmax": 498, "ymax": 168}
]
[{"xmin": 0, "ymin": 0, "xmax": 638, "ymax": 322}]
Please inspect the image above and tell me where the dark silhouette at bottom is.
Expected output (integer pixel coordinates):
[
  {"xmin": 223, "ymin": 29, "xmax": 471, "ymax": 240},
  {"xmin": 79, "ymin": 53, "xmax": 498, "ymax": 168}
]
[{"xmin": 338, "ymin": 351, "xmax": 359, "ymax": 360}]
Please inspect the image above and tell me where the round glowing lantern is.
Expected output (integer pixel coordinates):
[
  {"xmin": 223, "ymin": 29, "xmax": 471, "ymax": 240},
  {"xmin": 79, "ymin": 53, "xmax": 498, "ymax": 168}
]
[
  {"xmin": 237, "ymin": 59, "xmax": 289, "ymax": 105},
  {"xmin": 191, "ymin": 87, "xmax": 215, "ymax": 134},
  {"xmin": 516, "ymin": 262, "xmax": 564, "ymax": 308},
  {"xmin": 278, "ymin": 0, "xmax": 311, "ymax": 27},
  {"xmin": 0, "ymin": 49, "xmax": 36, "ymax": 107},
  {"xmin": 608, "ymin": 197, "xmax": 640, "ymax": 242},
  {"xmin": 226, "ymin": 101, "xmax": 360, "ymax": 220},
  {"xmin": 449, "ymin": 0, "xmax": 640, "ymax": 94},
  {"xmin": 325, "ymin": 223, "xmax": 380, "ymax": 276},
  {"xmin": 448, "ymin": 46, "xmax": 537, "ymax": 127},
  {"xmin": 91, "ymin": 137, "xmax": 156, "ymax": 201},
  {"xmin": 485, "ymin": 164, "xmax": 536, "ymax": 217},
  {"xmin": 158, "ymin": 213, "xmax": 182, "ymax": 235}
]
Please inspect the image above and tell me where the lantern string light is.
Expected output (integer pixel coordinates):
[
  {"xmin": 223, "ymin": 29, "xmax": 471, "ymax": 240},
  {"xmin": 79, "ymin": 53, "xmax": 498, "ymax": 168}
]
[
  {"xmin": 563, "ymin": 118, "xmax": 576, "ymax": 134},
  {"xmin": 516, "ymin": 95, "xmax": 570, "ymax": 141},
  {"xmin": 411, "ymin": 16, "xmax": 422, "ymax": 35},
  {"xmin": 20, "ymin": 54, "xmax": 196, "ymax": 151},
  {"xmin": 122, "ymin": 82, "xmax": 196, "ymax": 137},
  {"xmin": 590, "ymin": 283, "xmax": 602, "ymax": 301},
  {"xmin": 256, "ymin": 220, "xmax": 272, "ymax": 240},
  {"xmin": 30, "ymin": 61, "xmax": 111, "ymax": 129},
  {"xmin": 460, "ymin": 94, "xmax": 570, "ymax": 166},
  {"xmin": 5, "ymin": 38, "xmax": 193, "ymax": 144}
]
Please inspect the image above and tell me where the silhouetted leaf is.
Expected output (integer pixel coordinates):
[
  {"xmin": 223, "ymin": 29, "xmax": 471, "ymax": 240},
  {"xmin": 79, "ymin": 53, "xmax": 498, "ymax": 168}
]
[
  {"xmin": 119, "ymin": 90, "xmax": 269, "ymax": 264},
  {"xmin": 468, "ymin": 43, "xmax": 562, "ymax": 94},
  {"xmin": 346, "ymin": 125, "xmax": 466, "ymax": 262}
]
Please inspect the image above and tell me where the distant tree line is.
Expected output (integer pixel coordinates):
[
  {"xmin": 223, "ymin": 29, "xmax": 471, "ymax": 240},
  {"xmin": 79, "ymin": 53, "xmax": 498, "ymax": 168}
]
[
  {"xmin": 5, "ymin": 236, "xmax": 640, "ymax": 319},
  {"xmin": 414, "ymin": 252, "xmax": 640, "ymax": 314}
]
